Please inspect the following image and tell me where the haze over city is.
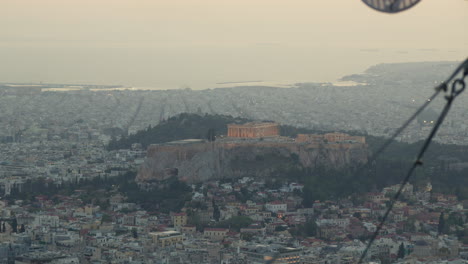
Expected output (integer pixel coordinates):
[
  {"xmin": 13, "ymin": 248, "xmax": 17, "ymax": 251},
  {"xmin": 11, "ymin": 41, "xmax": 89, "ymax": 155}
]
[
  {"xmin": 1, "ymin": 1, "xmax": 468, "ymax": 263},
  {"xmin": 1, "ymin": 0, "xmax": 467, "ymax": 89}
]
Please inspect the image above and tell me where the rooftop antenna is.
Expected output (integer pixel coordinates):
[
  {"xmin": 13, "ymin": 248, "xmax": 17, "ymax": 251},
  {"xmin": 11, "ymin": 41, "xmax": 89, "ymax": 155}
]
[{"xmin": 362, "ymin": 0, "xmax": 421, "ymax": 13}]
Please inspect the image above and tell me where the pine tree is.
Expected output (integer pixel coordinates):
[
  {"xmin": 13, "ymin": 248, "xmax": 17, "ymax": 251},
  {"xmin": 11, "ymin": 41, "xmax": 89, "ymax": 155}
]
[
  {"xmin": 206, "ymin": 128, "xmax": 216, "ymax": 142},
  {"xmin": 12, "ymin": 218, "xmax": 17, "ymax": 233},
  {"xmin": 397, "ymin": 243, "xmax": 405, "ymax": 259},
  {"xmin": 304, "ymin": 219, "xmax": 317, "ymax": 236},
  {"xmin": 438, "ymin": 212, "xmax": 445, "ymax": 235},
  {"xmin": 212, "ymin": 199, "xmax": 220, "ymax": 222}
]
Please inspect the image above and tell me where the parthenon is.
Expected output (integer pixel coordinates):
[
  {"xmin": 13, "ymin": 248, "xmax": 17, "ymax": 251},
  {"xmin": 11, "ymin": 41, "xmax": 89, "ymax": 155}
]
[{"xmin": 227, "ymin": 122, "xmax": 279, "ymax": 138}]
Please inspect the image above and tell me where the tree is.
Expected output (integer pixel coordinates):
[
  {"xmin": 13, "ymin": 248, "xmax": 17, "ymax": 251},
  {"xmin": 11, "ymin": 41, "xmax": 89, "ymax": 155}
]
[
  {"xmin": 304, "ymin": 219, "xmax": 317, "ymax": 236},
  {"xmin": 275, "ymin": 225, "xmax": 287, "ymax": 232},
  {"xmin": 19, "ymin": 224, "xmax": 25, "ymax": 233},
  {"xmin": 132, "ymin": 228, "xmax": 138, "ymax": 239},
  {"xmin": 212, "ymin": 199, "xmax": 220, "ymax": 222},
  {"xmin": 397, "ymin": 243, "xmax": 405, "ymax": 259},
  {"xmin": 241, "ymin": 232, "xmax": 254, "ymax": 241},
  {"xmin": 353, "ymin": 212, "xmax": 362, "ymax": 220},
  {"xmin": 101, "ymin": 214, "xmax": 113, "ymax": 223},
  {"xmin": 206, "ymin": 128, "xmax": 216, "ymax": 142},
  {"xmin": 293, "ymin": 188, "xmax": 302, "ymax": 197},
  {"xmin": 438, "ymin": 212, "xmax": 445, "ymax": 235},
  {"xmin": 216, "ymin": 216, "xmax": 253, "ymax": 232},
  {"xmin": 439, "ymin": 247, "xmax": 450, "ymax": 257},
  {"xmin": 188, "ymin": 212, "xmax": 204, "ymax": 232},
  {"xmin": 289, "ymin": 219, "xmax": 317, "ymax": 238},
  {"xmin": 99, "ymin": 199, "xmax": 110, "ymax": 211},
  {"xmin": 12, "ymin": 218, "xmax": 17, "ymax": 233}
]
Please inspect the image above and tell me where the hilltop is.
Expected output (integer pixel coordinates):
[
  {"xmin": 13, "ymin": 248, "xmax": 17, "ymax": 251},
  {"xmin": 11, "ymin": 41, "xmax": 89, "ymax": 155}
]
[
  {"xmin": 108, "ymin": 113, "xmax": 323, "ymax": 150},
  {"xmin": 116, "ymin": 113, "xmax": 468, "ymax": 201},
  {"xmin": 107, "ymin": 113, "xmax": 250, "ymax": 150}
]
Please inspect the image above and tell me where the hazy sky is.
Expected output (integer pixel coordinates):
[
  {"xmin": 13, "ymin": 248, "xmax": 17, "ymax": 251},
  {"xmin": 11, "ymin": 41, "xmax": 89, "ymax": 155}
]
[{"xmin": 1, "ymin": 0, "xmax": 467, "ymax": 89}]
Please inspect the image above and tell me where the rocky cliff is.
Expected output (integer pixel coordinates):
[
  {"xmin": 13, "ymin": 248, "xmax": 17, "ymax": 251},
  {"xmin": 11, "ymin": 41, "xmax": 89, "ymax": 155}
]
[{"xmin": 136, "ymin": 138, "xmax": 368, "ymax": 184}]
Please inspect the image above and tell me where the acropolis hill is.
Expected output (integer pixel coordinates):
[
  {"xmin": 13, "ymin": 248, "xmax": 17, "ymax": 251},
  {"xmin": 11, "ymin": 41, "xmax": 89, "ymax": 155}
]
[{"xmin": 137, "ymin": 122, "xmax": 368, "ymax": 184}]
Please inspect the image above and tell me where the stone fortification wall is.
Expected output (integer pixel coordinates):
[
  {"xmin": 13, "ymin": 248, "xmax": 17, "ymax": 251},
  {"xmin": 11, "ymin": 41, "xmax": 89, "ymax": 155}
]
[
  {"xmin": 296, "ymin": 132, "xmax": 366, "ymax": 144},
  {"xmin": 137, "ymin": 138, "xmax": 368, "ymax": 183}
]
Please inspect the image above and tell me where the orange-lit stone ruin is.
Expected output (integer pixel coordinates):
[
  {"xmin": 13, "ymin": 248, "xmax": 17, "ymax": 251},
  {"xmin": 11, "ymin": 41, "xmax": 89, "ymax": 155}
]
[
  {"xmin": 227, "ymin": 122, "xmax": 280, "ymax": 138},
  {"xmin": 227, "ymin": 122, "xmax": 364, "ymax": 145}
]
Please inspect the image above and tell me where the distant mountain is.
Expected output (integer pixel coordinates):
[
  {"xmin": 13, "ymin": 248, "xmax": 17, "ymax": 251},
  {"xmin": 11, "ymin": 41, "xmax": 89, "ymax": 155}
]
[{"xmin": 340, "ymin": 61, "xmax": 458, "ymax": 85}]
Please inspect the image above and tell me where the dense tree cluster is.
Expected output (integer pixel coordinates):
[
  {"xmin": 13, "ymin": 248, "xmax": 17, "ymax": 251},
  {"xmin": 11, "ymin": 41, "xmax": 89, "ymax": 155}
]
[
  {"xmin": 289, "ymin": 219, "xmax": 317, "ymax": 237},
  {"xmin": 109, "ymin": 113, "xmax": 468, "ymax": 203},
  {"xmin": 119, "ymin": 176, "xmax": 192, "ymax": 213},
  {"xmin": 214, "ymin": 216, "xmax": 254, "ymax": 232},
  {"xmin": 7, "ymin": 171, "xmax": 192, "ymax": 214},
  {"xmin": 108, "ymin": 113, "xmax": 249, "ymax": 150}
]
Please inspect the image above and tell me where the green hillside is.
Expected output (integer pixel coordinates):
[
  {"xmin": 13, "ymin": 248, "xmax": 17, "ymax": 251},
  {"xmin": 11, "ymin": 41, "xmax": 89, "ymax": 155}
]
[
  {"xmin": 108, "ymin": 113, "xmax": 250, "ymax": 150},
  {"xmin": 108, "ymin": 113, "xmax": 468, "ymax": 202}
]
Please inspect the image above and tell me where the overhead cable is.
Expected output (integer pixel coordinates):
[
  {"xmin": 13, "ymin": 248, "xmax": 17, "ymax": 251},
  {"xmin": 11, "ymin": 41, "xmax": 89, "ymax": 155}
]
[{"xmin": 357, "ymin": 58, "xmax": 468, "ymax": 264}]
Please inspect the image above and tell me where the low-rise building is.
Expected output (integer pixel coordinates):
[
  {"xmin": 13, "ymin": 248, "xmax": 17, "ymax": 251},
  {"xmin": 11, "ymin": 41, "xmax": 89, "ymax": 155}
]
[
  {"xmin": 204, "ymin": 228, "xmax": 229, "ymax": 241},
  {"xmin": 149, "ymin": 231, "xmax": 184, "ymax": 248},
  {"xmin": 265, "ymin": 201, "xmax": 287, "ymax": 213},
  {"xmin": 171, "ymin": 212, "xmax": 187, "ymax": 229},
  {"xmin": 242, "ymin": 245, "xmax": 302, "ymax": 264}
]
